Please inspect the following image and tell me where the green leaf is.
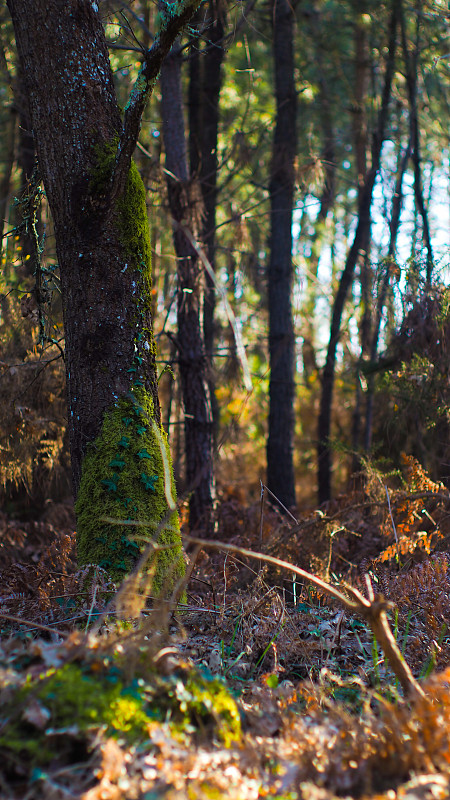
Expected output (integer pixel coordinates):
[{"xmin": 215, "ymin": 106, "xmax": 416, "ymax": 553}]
[
  {"xmin": 141, "ymin": 473, "xmax": 158, "ymax": 491},
  {"xmin": 117, "ymin": 437, "xmax": 130, "ymax": 448},
  {"xmin": 136, "ymin": 425, "xmax": 147, "ymax": 436},
  {"xmin": 133, "ymin": 379, "xmax": 144, "ymax": 387},
  {"xmin": 137, "ymin": 448, "xmax": 151, "ymax": 460},
  {"xmin": 109, "ymin": 455, "xmax": 126, "ymax": 470},
  {"xmin": 122, "ymin": 536, "xmax": 140, "ymax": 551},
  {"xmin": 122, "ymin": 417, "xmax": 133, "ymax": 427},
  {"xmin": 101, "ymin": 473, "xmax": 120, "ymax": 492}
]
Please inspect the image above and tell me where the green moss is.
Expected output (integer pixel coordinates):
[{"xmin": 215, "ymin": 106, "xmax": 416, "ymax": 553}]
[
  {"xmin": 179, "ymin": 676, "xmax": 242, "ymax": 748},
  {"xmin": 39, "ymin": 664, "xmax": 151, "ymax": 736},
  {"xmin": 76, "ymin": 388, "xmax": 184, "ymax": 591},
  {"xmin": 89, "ymin": 138, "xmax": 150, "ymax": 277},
  {"xmin": 90, "ymin": 138, "xmax": 154, "ymax": 354},
  {"xmin": 0, "ymin": 663, "xmax": 151, "ymax": 764},
  {"xmin": 0, "ymin": 663, "xmax": 241, "ymax": 768},
  {"xmin": 117, "ymin": 157, "xmax": 155, "ymax": 356},
  {"xmin": 117, "ymin": 158, "xmax": 151, "ymax": 274}
]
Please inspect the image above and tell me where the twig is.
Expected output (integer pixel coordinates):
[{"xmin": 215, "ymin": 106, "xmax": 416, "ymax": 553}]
[
  {"xmin": 0, "ymin": 612, "xmax": 68, "ymax": 637},
  {"xmin": 179, "ymin": 223, "xmax": 253, "ymax": 391},
  {"xmin": 262, "ymin": 482, "xmax": 299, "ymax": 524},
  {"xmin": 385, "ymin": 484, "xmax": 400, "ymax": 564}
]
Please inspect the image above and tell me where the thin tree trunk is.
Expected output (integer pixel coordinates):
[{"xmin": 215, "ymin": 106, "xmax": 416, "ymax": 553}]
[
  {"xmin": 0, "ymin": 106, "xmax": 16, "ymax": 252},
  {"xmin": 188, "ymin": 0, "xmax": 225, "ymax": 439},
  {"xmin": 0, "ymin": 14, "xmax": 17, "ymax": 253},
  {"xmin": 317, "ymin": 0, "xmax": 399, "ymax": 504},
  {"xmin": 350, "ymin": 6, "xmax": 371, "ymax": 469},
  {"xmin": 267, "ymin": 0, "xmax": 297, "ymax": 511},
  {"xmin": 301, "ymin": 8, "xmax": 336, "ymax": 376},
  {"xmin": 399, "ymin": 0, "xmax": 433, "ymax": 284},
  {"xmin": 161, "ymin": 47, "xmax": 215, "ymax": 533},
  {"xmin": 364, "ymin": 138, "xmax": 411, "ymax": 451},
  {"xmin": 15, "ymin": 67, "xmax": 41, "ymax": 275}
]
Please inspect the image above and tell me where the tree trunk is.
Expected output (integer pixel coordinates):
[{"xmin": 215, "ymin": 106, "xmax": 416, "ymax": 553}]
[
  {"xmin": 161, "ymin": 47, "xmax": 215, "ymax": 533},
  {"xmin": 0, "ymin": 105, "xmax": 16, "ymax": 253},
  {"xmin": 349, "ymin": 7, "xmax": 370, "ymax": 470},
  {"xmin": 317, "ymin": 0, "xmax": 399, "ymax": 504},
  {"xmin": 7, "ymin": 0, "xmax": 201, "ymax": 588},
  {"xmin": 189, "ymin": 0, "xmax": 225, "ymax": 441},
  {"xmin": 301, "ymin": 8, "xmax": 335, "ymax": 379},
  {"xmin": 266, "ymin": 0, "xmax": 297, "ymax": 511},
  {"xmin": 364, "ymin": 137, "xmax": 410, "ymax": 451},
  {"xmin": 399, "ymin": 0, "xmax": 433, "ymax": 285}
]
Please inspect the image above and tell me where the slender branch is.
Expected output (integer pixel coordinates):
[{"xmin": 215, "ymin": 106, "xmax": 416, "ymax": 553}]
[
  {"xmin": 0, "ymin": 612, "xmax": 69, "ymax": 637},
  {"xmin": 110, "ymin": 0, "xmax": 203, "ymax": 201}
]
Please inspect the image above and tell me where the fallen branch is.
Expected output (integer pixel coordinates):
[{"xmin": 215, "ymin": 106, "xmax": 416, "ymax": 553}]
[{"xmin": 184, "ymin": 535, "xmax": 425, "ymax": 699}]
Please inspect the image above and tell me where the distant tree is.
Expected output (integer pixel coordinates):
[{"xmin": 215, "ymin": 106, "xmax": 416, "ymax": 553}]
[
  {"xmin": 300, "ymin": 4, "xmax": 336, "ymax": 379},
  {"xmin": 160, "ymin": 42, "xmax": 215, "ymax": 532},
  {"xmin": 7, "ymin": 0, "xmax": 202, "ymax": 588},
  {"xmin": 0, "ymin": 11, "xmax": 17, "ymax": 253},
  {"xmin": 266, "ymin": 0, "xmax": 298, "ymax": 510},
  {"xmin": 188, "ymin": 0, "xmax": 225, "ymax": 439},
  {"xmin": 398, "ymin": 0, "xmax": 433, "ymax": 285},
  {"xmin": 317, "ymin": 0, "xmax": 399, "ymax": 504}
]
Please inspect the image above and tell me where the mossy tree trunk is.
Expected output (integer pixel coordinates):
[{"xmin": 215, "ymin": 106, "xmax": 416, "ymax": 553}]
[{"xmin": 7, "ymin": 0, "xmax": 202, "ymax": 587}]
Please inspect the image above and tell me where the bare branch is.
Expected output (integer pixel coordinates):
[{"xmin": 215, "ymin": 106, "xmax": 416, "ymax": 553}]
[{"xmin": 110, "ymin": 0, "xmax": 203, "ymax": 201}]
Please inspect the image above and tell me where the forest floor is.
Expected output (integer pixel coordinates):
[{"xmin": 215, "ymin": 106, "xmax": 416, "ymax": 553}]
[{"xmin": 2, "ymin": 456, "xmax": 450, "ymax": 799}]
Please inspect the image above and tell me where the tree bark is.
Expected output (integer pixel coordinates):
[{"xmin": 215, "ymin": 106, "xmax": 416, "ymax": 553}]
[
  {"xmin": 7, "ymin": 0, "xmax": 201, "ymax": 587},
  {"xmin": 0, "ymin": 105, "xmax": 16, "ymax": 253},
  {"xmin": 161, "ymin": 47, "xmax": 215, "ymax": 533},
  {"xmin": 188, "ymin": 0, "xmax": 225, "ymax": 441},
  {"xmin": 267, "ymin": 0, "xmax": 297, "ymax": 511},
  {"xmin": 349, "ymin": 7, "xmax": 370, "ymax": 469},
  {"xmin": 317, "ymin": 0, "xmax": 399, "ymax": 504}
]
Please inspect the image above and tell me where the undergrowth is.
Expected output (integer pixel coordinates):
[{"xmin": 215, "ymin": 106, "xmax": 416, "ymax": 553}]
[{"xmin": 1, "ymin": 456, "xmax": 450, "ymax": 798}]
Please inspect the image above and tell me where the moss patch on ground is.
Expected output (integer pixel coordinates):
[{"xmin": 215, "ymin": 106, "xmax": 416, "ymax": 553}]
[{"xmin": 0, "ymin": 660, "xmax": 242, "ymax": 770}]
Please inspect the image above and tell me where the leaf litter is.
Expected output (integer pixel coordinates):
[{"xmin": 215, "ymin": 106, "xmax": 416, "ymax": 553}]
[{"xmin": 2, "ymin": 460, "xmax": 450, "ymax": 798}]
